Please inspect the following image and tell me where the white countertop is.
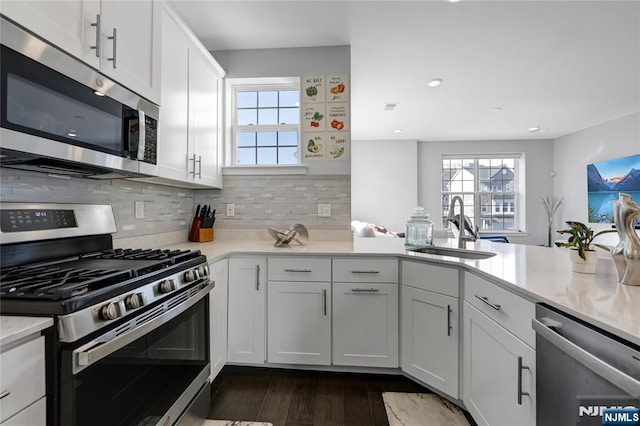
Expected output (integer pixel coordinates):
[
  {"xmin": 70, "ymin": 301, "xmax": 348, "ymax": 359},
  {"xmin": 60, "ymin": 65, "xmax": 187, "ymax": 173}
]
[
  {"xmin": 164, "ymin": 236, "xmax": 640, "ymax": 346},
  {"xmin": 0, "ymin": 316, "xmax": 53, "ymax": 348}
]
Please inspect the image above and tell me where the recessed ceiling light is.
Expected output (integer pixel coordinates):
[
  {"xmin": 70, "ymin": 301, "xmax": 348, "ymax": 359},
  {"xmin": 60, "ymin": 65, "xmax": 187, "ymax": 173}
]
[
  {"xmin": 528, "ymin": 126, "xmax": 541, "ymax": 132},
  {"xmin": 427, "ymin": 78, "xmax": 443, "ymax": 87},
  {"xmin": 393, "ymin": 129, "xmax": 403, "ymax": 134},
  {"xmin": 384, "ymin": 103, "xmax": 398, "ymax": 111},
  {"xmin": 491, "ymin": 107, "xmax": 503, "ymax": 112},
  {"xmin": 446, "ymin": 0, "xmax": 461, "ymax": 3}
]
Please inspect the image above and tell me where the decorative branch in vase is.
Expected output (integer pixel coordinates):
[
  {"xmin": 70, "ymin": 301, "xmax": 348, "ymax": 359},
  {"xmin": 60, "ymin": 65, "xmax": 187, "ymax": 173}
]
[{"xmin": 540, "ymin": 195, "xmax": 563, "ymax": 247}]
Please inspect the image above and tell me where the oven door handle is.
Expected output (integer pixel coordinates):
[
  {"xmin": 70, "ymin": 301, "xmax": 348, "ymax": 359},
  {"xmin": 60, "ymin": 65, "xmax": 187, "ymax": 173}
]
[
  {"xmin": 73, "ymin": 280, "xmax": 214, "ymax": 375},
  {"xmin": 532, "ymin": 318, "xmax": 640, "ymax": 398}
]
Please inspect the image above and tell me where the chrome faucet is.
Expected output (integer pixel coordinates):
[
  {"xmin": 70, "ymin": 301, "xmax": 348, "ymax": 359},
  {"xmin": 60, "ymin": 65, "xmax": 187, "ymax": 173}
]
[{"xmin": 447, "ymin": 196, "xmax": 479, "ymax": 249}]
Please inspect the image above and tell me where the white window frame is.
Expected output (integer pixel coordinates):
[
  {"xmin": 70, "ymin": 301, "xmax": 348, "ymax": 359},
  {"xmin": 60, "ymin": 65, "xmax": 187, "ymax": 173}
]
[
  {"xmin": 224, "ymin": 77, "xmax": 307, "ymax": 175},
  {"xmin": 441, "ymin": 153, "xmax": 524, "ymax": 234}
]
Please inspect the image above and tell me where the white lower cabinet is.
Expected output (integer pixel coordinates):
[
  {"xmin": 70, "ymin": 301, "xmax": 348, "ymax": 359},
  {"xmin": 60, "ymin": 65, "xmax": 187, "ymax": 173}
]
[
  {"xmin": 463, "ymin": 301, "xmax": 536, "ymax": 426},
  {"xmin": 209, "ymin": 259, "xmax": 228, "ymax": 381},
  {"xmin": 332, "ymin": 282, "xmax": 398, "ymax": 367},
  {"xmin": 227, "ymin": 257, "xmax": 266, "ymax": 364},
  {"xmin": 267, "ymin": 281, "xmax": 331, "ymax": 365},
  {"xmin": 400, "ymin": 261, "xmax": 459, "ymax": 399}
]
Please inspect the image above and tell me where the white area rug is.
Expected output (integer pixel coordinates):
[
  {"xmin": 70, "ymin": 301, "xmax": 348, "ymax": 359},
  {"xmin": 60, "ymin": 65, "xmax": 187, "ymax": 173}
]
[
  {"xmin": 202, "ymin": 421, "xmax": 273, "ymax": 426},
  {"xmin": 383, "ymin": 392, "xmax": 470, "ymax": 426}
]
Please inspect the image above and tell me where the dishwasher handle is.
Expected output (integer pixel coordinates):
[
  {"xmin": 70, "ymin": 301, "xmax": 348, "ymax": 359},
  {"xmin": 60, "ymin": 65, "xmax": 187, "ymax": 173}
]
[{"xmin": 532, "ymin": 318, "xmax": 640, "ymax": 398}]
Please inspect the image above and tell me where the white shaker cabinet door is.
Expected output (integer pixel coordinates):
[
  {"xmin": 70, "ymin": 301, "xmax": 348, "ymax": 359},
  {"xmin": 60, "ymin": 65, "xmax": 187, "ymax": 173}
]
[
  {"xmin": 227, "ymin": 258, "xmax": 267, "ymax": 364},
  {"xmin": 463, "ymin": 301, "xmax": 536, "ymax": 426},
  {"xmin": 209, "ymin": 259, "xmax": 228, "ymax": 381}
]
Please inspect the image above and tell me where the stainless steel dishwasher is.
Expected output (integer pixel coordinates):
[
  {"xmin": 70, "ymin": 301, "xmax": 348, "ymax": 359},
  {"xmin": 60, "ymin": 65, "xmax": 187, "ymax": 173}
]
[{"xmin": 532, "ymin": 303, "xmax": 640, "ymax": 426}]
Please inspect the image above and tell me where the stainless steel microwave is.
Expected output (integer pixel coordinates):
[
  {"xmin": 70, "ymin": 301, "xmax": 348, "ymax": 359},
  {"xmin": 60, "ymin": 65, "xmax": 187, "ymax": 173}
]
[{"xmin": 0, "ymin": 16, "xmax": 158, "ymax": 178}]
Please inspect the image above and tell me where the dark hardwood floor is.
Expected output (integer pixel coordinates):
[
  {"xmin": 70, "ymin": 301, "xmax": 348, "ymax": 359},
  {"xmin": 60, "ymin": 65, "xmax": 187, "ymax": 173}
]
[{"xmin": 209, "ymin": 366, "xmax": 477, "ymax": 426}]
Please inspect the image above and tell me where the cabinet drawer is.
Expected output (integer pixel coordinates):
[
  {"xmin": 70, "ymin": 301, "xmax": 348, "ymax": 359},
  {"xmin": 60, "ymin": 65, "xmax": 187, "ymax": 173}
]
[
  {"xmin": 268, "ymin": 257, "xmax": 331, "ymax": 282},
  {"xmin": 0, "ymin": 336, "xmax": 46, "ymax": 423},
  {"xmin": 401, "ymin": 261, "xmax": 459, "ymax": 297},
  {"xmin": 332, "ymin": 258, "xmax": 398, "ymax": 283},
  {"xmin": 464, "ymin": 272, "xmax": 535, "ymax": 348},
  {"xmin": 2, "ymin": 397, "xmax": 46, "ymax": 426}
]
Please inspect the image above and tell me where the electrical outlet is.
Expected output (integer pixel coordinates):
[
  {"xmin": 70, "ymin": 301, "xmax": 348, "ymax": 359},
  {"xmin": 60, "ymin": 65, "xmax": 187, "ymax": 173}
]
[
  {"xmin": 226, "ymin": 203, "xmax": 235, "ymax": 217},
  {"xmin": 135, "ymin": 201, "xmax": 144, "ymax": 219},
  {"xmin": 317, "ymin": 203, "xmax": 332, "ymax": 217}
]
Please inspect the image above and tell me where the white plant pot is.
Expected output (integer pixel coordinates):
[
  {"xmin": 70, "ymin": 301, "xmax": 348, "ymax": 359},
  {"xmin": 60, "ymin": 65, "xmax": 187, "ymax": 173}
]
[{"xmin": 569, "ymin": 249, "xmax": 598, "ymax": 274}]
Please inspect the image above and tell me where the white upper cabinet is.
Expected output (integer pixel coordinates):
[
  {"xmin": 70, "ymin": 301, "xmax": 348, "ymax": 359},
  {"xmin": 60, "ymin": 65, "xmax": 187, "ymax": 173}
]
[{"xmin": 1, "ymin": 0, "xmax": 162, "ymax": 104}]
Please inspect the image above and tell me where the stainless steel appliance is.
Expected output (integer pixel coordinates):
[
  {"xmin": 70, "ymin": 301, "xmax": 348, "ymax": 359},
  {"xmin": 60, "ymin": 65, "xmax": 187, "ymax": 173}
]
[
  {"xmin": 0, "ymin": 17, "xmax": 158, "ymax": 178},
  {"xmin": 533, "ymin": 303, "xmax": 640, "ymax": 426},
  {"xmin": 0, "ymin": 203, "xmax": 212, "ymax": 426}
]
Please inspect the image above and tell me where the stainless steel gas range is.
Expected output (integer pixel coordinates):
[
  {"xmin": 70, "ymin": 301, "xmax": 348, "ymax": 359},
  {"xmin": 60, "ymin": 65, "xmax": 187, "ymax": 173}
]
[{"xmin": 0, "ymin": 203, "xmax": 213, "ymax": 426}]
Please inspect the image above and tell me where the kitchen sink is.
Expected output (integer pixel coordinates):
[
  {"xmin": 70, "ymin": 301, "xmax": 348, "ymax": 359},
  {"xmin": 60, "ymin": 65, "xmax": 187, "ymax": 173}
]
[{"xmin": 406, "ymin": 246, "xmax": 497, "ymax": 259}]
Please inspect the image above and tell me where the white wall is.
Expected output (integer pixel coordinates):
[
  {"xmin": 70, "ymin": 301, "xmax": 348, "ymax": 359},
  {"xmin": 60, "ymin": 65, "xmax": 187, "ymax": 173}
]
[
  {"xmin": 418, "ymin": 139, "xmax": 555, "ymax": 246},
  {"xmin": 351, "ymin": 139, "xmax": 418, "ymax": 233},
  {"xmin": 553, "ymin": 112, "xmax": 640, "ymax": 248}
]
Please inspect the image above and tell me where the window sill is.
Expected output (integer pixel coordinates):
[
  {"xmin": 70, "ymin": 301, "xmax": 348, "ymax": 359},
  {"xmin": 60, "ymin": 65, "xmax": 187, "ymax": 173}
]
[{"xmin": 222, "ymin": 165, "xmax": 308, "ymax": 176}]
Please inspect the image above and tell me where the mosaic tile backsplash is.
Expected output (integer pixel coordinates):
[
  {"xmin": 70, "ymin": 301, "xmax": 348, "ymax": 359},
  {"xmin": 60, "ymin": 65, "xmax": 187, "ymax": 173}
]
[{"xmin": 0, "ymin": 169, "xmax": 351, "ymax": 240}]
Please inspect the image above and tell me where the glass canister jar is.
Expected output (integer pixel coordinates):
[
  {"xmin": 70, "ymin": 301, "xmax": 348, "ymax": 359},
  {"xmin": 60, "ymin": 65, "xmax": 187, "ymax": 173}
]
[{"xmin": 405, "ymin": 207, "xmax": 433, "ymax": 247}]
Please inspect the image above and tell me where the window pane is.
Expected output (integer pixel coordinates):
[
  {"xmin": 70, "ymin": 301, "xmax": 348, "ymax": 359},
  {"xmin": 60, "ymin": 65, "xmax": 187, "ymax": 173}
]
[
  {"xmin": 258, "ymin": 91, "xmax": 278, "ymax": 107},
  {"xmin": 237, "ymin": 91, "xmax": 257, "ymax": 108},
  {"xmin": 257, "ymin": 131, "xmax": 276, "ymax": 146},
  {"xmin": 278, "ymin": 147, "xmax": 298, "ymax": 164},
  {"xmin": 258, "ymin": 108, "xmax": 278, "ymax": 125},
  {"xmin": 238, "ymin": 109, "xmax": 257, "ymax": 125},
  {"xmin": 279, "ymin": 107, "xmax": 300, "ymax": 124},
  {"xmin": 237, "ymin": 147, "xmax": 256, "ymax": 165},
  {"xmin": 257, "ymin": 147, "xmax": 277, "ymax": 164},
  {"xmin": 279, "ymin": 90, "xmax": 299, "ymax": 107},
  {"xmin": 238, "ymin": 132, "xmax": 256, "ymax": 147},
  {"xmin": 278, "ymin": 131, "xmax": 297, "ymax": 146}
]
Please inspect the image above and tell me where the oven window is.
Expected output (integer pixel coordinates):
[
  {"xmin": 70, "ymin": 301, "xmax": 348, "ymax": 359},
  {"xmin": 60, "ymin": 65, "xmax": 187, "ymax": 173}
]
[{"xmin": 66, "ymin": 298, "xmax": 208, "ymax": 426}]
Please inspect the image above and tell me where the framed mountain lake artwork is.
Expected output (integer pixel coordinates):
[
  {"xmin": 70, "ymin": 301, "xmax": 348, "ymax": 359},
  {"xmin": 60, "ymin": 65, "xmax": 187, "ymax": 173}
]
[{"xmin": 587, "ymin": 153, "xmax": 640, "ymax": 226}]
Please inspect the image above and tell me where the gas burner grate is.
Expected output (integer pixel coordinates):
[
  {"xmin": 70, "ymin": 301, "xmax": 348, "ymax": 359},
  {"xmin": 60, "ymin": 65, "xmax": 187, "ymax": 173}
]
[
  {"xmin": 82, "ymin": 248, "xmax": 200, "ymax": 263},
  {"xmin": 0, "ymin": 266, "xmax": 133, "ymax": 300}
]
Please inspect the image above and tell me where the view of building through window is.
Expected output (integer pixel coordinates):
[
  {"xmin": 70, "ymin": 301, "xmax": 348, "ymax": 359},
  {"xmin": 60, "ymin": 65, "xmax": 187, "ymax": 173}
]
[
  {"xmin": 441, "ymin": 157, "xmax": 519, "ymax": 231},
  {"xmin": 234, "ymin": 86, "xmax": 300, "ymax": 165}
]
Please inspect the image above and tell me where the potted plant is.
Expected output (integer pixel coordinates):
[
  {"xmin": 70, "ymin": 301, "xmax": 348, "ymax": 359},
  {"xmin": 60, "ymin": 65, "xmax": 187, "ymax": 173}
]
[{"xmin": 555, "ymin": 221, "xmax": 616, "ymax": 273}]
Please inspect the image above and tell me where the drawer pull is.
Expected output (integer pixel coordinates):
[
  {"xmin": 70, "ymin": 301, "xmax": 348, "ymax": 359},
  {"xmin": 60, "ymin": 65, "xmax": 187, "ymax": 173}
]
[
  {"xmin": 447, "ymin": 304, "xmax": 452, "ymax": 336},
  {"xmin": 322, "ymin": 289, "xmax": 327, "ymax": 316},
  {"xmin": 351, "ymin": 288, "xmax": 380, "ymax": 293},
  {"xmin": 517, "ymin": 356, "xmax": 531, "ymax": 405},
  {"xmin": 0, "ymin": 390, "xmax": 10, "ymax": 400},
  {"xmin": 475, "ymin": 294, "xmax": 501, "ymax": 311},
  {"xmin": 284, "ymin": 269, "xmax": 312, "ymax": 273},
  {"xmin": 351, "ymin": 270, "xmax": 380, "ymax": 274},
  {"xmin": 255, "ymin": 265, "xmax": 261, "ymax": 291}
]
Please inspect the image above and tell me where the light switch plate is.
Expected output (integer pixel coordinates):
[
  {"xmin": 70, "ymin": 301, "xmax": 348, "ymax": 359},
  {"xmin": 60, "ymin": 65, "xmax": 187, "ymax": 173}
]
[
  {"xmin": 226, "ymin": 203, "xmax": 235, "ymax": 217},
  {"xmin": 318, "ymin": 203, "xmax": 332, "ymax": 217},
  {"xmin": 135, "ymin": 201, "xmax": 144, "ymax": 219}
]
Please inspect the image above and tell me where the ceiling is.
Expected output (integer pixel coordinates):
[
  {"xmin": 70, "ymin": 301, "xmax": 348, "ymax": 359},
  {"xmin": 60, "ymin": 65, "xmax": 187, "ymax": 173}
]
[{"xmin": 169, "ymin": 0, "xmax": 640, "ymax": 142}]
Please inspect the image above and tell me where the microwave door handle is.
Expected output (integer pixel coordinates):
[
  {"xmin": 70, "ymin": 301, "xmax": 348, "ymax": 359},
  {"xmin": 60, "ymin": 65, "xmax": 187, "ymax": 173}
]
[
  {"xmin": 72, "ymin": 280, "xmax": 213, "ymax": 375},
  {"xmin": 532, "ymin": 318, "xmax": 640, "ymax": 398},
  {"xmin": 137, "ymin": 111, "xmax": 146, "ymax": 160}
]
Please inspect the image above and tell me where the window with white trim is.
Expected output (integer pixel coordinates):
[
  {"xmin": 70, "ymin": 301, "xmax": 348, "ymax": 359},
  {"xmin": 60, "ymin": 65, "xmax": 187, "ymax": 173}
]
[
  {"xmin": 229, "ymin": 78, "xmax": 300, "ymax": 166},
  {"xmin": 441, "ymin": 155, "xmax": 522, "ymax": 232}
]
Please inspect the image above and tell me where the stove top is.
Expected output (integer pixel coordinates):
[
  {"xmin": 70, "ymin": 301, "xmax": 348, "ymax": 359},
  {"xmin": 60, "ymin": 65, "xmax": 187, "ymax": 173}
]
[{"xmin": 0, "ymin": 248, "xmax": 202, "ymax": 301}]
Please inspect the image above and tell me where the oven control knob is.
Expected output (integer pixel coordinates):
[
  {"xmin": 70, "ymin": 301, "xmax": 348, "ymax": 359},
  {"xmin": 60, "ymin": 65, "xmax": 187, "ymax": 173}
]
[
  {"xmin": 184, "ymin": 269, "xmax": 200, "ymax": 283},
  {"xmin": 99, "ymin": 301, "xmax": 123, "ymax": 321},
  {"xmin": 159, "ymin": 279, "xmax": 176, "ymax": 294},
  {"xmin": 198, "ymin": 265, "xmax": 209, "ymax": 277},
  {"xmin": 125, "ymin": 293, "xmax": 146, "ymax": 310}
]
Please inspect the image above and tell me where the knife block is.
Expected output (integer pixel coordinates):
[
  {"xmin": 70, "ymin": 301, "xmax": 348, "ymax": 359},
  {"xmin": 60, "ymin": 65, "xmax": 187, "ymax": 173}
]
[{"xmin": 196, "ymin": 228, "xmax": 214, "ymax": 242}]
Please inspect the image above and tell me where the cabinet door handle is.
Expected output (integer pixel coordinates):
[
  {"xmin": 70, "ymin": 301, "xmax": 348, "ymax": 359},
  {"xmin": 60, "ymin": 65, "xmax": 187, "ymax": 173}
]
[
  {"xmin": 447, "ymin": 304, "xmax": 453, "ymax": 336},
  {"xmin": 0, "ymin": 390, "xmax": 10, "ymax": 400},
  {"xmin": 197, "ymin": 155, "xmax": 202, "ymax": 178},
  {"xmin": 107, "ymin": 27, "xmax": 117, "ymax": 68},
  {"xmin": 90, "ymin": 14, "xmax": 101, "ymax": 57},
  {"xmin": 351, "ymin": 288, "xmax": 379, "ymax": 293},
  {"xmin": 517, "ymin": 356, "xmax": 530, "ymax": 405},
  {"xmin": 190, "ymin": 155, "xmax": 202, "ymax": 177},
  {"xmin": 284, "ymin": 269, "xmax": 312, "ymax": 273},
  {"xmin": 255, "ymin": 265, "xmax": 260, "ymax": 291},
  {"xmin": 475, "ymin": 294, "xmax": 501, "ymax": 311},
  {"xmin": 350, "ymin": 270, "xmax": 380, "ymax": 274},
  {"xmin": 322, "ymin": 289, "xmax": 327, "ymax": 316}
]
